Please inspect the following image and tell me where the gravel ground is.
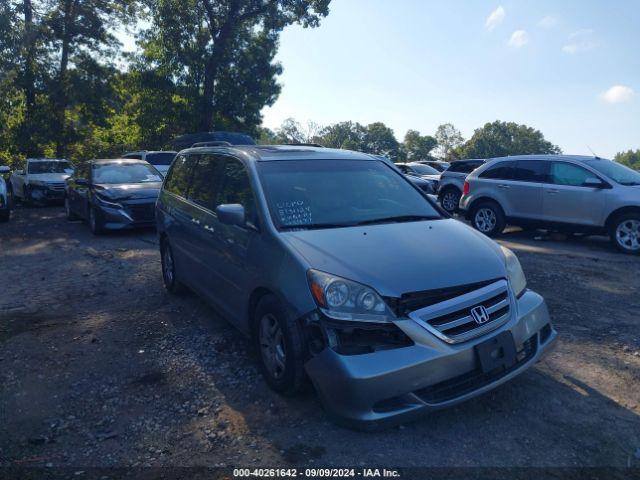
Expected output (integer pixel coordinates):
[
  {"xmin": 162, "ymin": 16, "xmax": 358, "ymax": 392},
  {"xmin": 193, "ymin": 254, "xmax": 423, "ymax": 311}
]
[{"xmin": 0, "ymin": 206, "xmax": 639, "ymax": 469}]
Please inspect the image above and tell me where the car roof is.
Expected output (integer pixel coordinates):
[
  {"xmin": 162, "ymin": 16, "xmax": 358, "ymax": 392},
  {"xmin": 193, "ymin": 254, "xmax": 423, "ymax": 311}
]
[
  {"xmin": 124, "ymin": 151, "xmax": 177, "ymax": 155},
  {"xmin": 490, "ymin": 154, "xmax": 605, "ymax": 164},
  {"xmin": 26, "ymin": 158, "xmax": 70, "ymax": 162},
  {"xmin": 179, "ymin": 145, "xmax": 384, "ymax": 163},
  {"xmin": 91, "ymin": 158, "xmax": 149, "ymax": 165}
]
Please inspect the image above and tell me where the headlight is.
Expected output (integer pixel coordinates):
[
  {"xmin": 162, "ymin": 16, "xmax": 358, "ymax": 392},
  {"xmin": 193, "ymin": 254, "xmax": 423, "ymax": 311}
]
[
  {"xmin": 501, "ymin": 246, "xmax": 527, "ymax": 298},
  {"xmin": 307, "ymin": 269, "xmax": 396, "ymax": 323},
  {"xmin": 94, "ymin": 194, "xmax": 122, "ymax": 209}
]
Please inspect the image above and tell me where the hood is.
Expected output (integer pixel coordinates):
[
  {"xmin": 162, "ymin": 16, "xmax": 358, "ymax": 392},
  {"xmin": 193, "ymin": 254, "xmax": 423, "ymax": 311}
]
[
  {"xmin": 282, "ymin": 219, "xmax": 506, "ymax": 297},
  {"xmin": 29, "ymin": 173, "xmax": 70, "ymax": 183},
  {"xmin": 94, "ymin": 183, "xmax": 161, "ymax": 201},
  {"xmin": 420, "ymin": 174, "xmax": 441, "ymax": 181}
]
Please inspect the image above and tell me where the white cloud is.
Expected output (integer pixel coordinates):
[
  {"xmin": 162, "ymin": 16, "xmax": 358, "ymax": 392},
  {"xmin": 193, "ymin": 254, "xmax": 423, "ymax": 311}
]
[
  {"xmin": 538, "ymin": 16, "xmax": 558, "ymax": 28},
  {"xmin": 562, "ymin": 29, "xmax": 596, "ymax": 54},
  {"xmin": 508, "ymin": 30, "xmax": 529, "ymax": 48},
  {"xmin": 600, "ymin": 85, "xmax": 635, "ymax": 104},
  {"xmin": 485, "ymin": 6, "xmax": 505, "ymax": 31}
]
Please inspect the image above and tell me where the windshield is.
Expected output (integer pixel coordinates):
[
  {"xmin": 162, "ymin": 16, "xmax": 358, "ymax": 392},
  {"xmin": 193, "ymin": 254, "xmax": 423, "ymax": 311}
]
[
  {"xmin": 146, "ymin": 152, "xmax": 176, "ymax": 166},
  {"xmin": 28, "ymin": 161, "xmax": 73, "ymax": 174},
  {"xmin": 585, "ymin": 159, "xmax": 640, "ymax": 185},
  {"xmin": 258, "ymin": 160, "xmax": 441, "ymax": 230},
  {"xmin": 408, "ymin": 163, "xmax": 439, "ymax": 175},
  {"xmin": 93, "ymin": 163, "xmax": 162, "ymax": 184}
]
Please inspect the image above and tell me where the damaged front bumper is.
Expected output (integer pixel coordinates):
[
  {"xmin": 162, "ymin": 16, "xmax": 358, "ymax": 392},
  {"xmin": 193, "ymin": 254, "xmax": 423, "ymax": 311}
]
[{"xmin": 304, "ymin": 289, "xmax": 556, "ymax": 429}]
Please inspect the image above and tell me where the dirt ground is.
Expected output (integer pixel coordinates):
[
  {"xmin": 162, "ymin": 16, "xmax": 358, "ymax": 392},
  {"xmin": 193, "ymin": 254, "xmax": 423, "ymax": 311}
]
[{"xmin": 1, "ymin": 205, "xmax": 639, "ymax": 469}]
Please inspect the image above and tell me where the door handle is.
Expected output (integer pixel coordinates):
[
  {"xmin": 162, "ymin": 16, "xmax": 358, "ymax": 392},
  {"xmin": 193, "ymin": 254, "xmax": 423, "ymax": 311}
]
[
  {"xmin": 498, "ymin": 184, "xmax": 510, "ymax": 189},
  {"xmin": 547, "ymin": 189, "xmax": 559, "ymax": 194},
  {"xmin": 203, "ymin": 225, "xmax": 215, "ymax": 233},
  {"xmin": 191, "ymin": 218, "xmax": 200, "ymax": 225}
]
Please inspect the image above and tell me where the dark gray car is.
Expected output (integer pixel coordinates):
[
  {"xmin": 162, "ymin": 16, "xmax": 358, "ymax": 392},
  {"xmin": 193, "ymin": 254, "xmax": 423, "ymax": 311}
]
[{"xmin": 156, "ymin": 145, "xmax": 556, "ymax": 428}]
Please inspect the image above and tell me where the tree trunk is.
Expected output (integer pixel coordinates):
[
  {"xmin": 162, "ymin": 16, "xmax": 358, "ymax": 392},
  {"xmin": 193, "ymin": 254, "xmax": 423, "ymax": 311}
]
[
  {"xmin": 54, "ymin": 0, "xmax": 77, "ymax": 158},
  {"xmin": 22, "ymin": 0, "xmax": 37, "ymax": 155}
]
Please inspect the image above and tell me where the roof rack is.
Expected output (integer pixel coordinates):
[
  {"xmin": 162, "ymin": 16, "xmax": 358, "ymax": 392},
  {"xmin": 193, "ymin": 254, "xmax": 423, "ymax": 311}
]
[
  {"xmin": 286, "ymin": 143, "xmax": 325, "ymax": 148},
  {"xmin": 191, "ymin": 141, "xmax": 233, "ymax": 148}
]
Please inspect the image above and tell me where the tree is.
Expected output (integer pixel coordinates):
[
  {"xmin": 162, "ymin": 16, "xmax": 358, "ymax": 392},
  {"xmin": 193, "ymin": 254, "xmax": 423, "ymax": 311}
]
[
  {"xmin": 275, "ymin": 118, "xmax": 323, "ymax": 144},
  {"xmin": 363, "ymin": 122, "xmax": 400, "ymax": 160},
  {"xmin": 615, "ymin": 150, "xmax": 640, "ymax": 171},
  {"xmin": 434, "ymin": 123, "xmax": 464, "ymax": 160},
  {"xmin": 458, "ymin": 120, "xmax": 561, "ymax": 159},
  {"xmin": 400, "ymin": 129, "xmax": 437, "ymax": 161},
  {"xmin": 317, "ymin": 121, "xmax": 367, "ymax": 150},
  {"xmin": 139, "ymin": 0, "xmax": 330, "ymax": 133},
  {"xmin": 43, "ymin": 0, "xmax": 139, "ymax": 157}
]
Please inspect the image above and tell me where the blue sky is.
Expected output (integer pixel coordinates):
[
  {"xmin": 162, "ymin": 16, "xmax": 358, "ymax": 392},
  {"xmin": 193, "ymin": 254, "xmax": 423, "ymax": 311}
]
[{"xmin": 260, "ymin": 0, "xmax": 639, "ymax": 157}]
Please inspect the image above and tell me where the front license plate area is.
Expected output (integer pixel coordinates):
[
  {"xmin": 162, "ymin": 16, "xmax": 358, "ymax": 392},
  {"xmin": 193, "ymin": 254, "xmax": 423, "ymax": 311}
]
[{"xmin": 475, "ymin": 331, "xmax": 517, "ymax": 373}]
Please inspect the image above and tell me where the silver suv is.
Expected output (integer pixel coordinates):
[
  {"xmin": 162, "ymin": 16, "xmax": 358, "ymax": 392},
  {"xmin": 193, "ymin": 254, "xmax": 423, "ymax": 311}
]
[
  {"xmin": 459, "ymin": 155, "xmax": 640, "ymax": 254},
  {"xmin": 437, "ymin": 159, "xmax": 485, "ymax": 213}
]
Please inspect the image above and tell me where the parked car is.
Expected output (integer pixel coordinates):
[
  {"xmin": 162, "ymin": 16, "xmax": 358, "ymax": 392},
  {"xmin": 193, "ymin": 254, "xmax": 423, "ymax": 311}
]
[
  {"xmin": 437, "ymin": 159, "xmax": 486, "ymax": 213},
  {"xmin": 65, "ymin": 159, "xmax": 163, "ymax": 234},
  {"xmin": 156, "ymin": 145, "xmax": 556, "ymax": 428},
  {"xmin": 121, "ymin": 151, "xmax": 177, "ymax": 177},
  {"xmin": 9, "ymin": 158, "xmax": 74, "ymax": 205},
  {"xmin": 0, "ymin": 166, "xmax": 11, "ymax": 222},
  {"xmin": 416, "ymin": 160, "xmax": 450, "ymax": 172},
  {"xmin": 460, "ymin": 155, "xmax": 640, "ymax": 254},
  {"xmin": 395, "ymin": 162, "xmax": 441, "ymax": 194}
]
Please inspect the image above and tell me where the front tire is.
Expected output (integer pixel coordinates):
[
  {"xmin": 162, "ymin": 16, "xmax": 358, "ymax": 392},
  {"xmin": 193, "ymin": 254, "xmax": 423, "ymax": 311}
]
[
  {"xmin": 254, "ymin": 294, "xmax": 307, "ymax": 396},
  {"xmin": 610, "ymin": 213, "xmax": 640, "ymax": 255},
  {"xmin": 471, "ymin": 201, "xmax": 506, "ymax": 237},
  {"xmin": 439, "ymin": 188, "xmax": 461, "ymax": 214}
]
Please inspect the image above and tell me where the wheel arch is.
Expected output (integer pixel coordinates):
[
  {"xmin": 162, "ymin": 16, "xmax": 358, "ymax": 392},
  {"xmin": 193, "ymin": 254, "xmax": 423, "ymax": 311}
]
[
  {"xmin": 605, "ymin": 206, "xmax": 640, "ymax": 231},
  {"xmin": 248, "ymin": 287, "xmax": 278, "ymax": 338}
]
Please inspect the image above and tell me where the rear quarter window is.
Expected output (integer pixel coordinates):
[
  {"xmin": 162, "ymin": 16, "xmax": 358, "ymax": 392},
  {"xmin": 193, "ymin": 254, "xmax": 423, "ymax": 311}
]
[{"xmin": 164, "ymin": 155, "xmax": 193, "ymax": 198}]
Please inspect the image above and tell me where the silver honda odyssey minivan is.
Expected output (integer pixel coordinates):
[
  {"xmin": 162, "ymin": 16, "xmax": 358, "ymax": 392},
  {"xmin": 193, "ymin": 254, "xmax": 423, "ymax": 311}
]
[{"xmin": 156, "ymin": 145, "xmax": 556, "ymax": 428}]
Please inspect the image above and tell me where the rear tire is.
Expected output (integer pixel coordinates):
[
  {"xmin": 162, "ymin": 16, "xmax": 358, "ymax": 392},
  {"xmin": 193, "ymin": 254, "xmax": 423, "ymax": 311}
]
[
  {"xmin": 253, "ymin": 294, "xmax": 307, "ymax": 396},
  {"xmin": 471, "ymin": 201, "xmax": 506, "ymax": 237},
  {"xmin": 22, "ymin": 186, "xmax": 31, "ymax": 206},
  {"xmin": 160, "ymin": 238, "xmax": 186, "ymax": 293},
  {"xmin": 439, "ymin": 188, "xmax": 461, "ymax": 214},
  {"xmin": 610, "ymin": 213, "xmax": 640, "ymax": 255}
]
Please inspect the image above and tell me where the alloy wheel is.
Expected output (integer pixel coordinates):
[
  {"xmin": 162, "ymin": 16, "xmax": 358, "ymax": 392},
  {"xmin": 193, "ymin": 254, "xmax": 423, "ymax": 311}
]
[
  {"xmin": 442, "ymin": 191, "xmax": 459, "ymax": 212},
  {"xmin": 259, "ymin": 314, "xmax": 286, "ymax": 380},
  {"xmin": 616, "ymin": 219, "xmax": 640, "ymax": 251},
  {"xmin": 475, "ymin": 207, "xmax": 497, "ymax": 233}
]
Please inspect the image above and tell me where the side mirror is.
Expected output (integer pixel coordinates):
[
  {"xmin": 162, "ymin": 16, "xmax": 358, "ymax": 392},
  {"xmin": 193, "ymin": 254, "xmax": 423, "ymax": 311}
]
[
  {"xmin": 0, "ymin": 166, "xmax": 10, "ymax": 173},
  {"xmin": 216, "ymin": 204, "xmax": 245, "ymax": 226},
  {"xmin": 76, "ymin": 178, "xmax": 89, "ymax": 186},
  {"xmin": 14, "ymin": 169, "xmax": 24, "ymax": 175},
  {"xmin": 584, "ymin": 177, "xmax": 605, "ymax": 188}
]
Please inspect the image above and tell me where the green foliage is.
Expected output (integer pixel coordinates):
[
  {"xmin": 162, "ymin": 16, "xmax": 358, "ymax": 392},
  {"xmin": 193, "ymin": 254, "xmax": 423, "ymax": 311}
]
[
  {"xmin": 614, "ymin": 150, "xmax": 640, "ymax": 171},
  {"xmin": 458, "ymin": 120, "xmax": 561, "ymax": 159},
  {"xmin": 400, "ymin": 129, "xmax": 437, "ymax": 161},
  {"xmin": 434, "ymin": 123, "xmax": 464, "ymax": 160}
]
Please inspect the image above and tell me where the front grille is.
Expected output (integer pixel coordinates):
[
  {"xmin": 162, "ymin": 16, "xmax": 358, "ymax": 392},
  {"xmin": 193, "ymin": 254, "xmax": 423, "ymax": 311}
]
[
  {"xmin": 126, "ymin": 202, "xmax": 155, "ymax": 223},
  {"xmin": 47, "ymin": 182, "xmax": 66, "ymax": 192},
  {"xmin": 408, "ymin": 279, "xmax": 511, "ymax": 344},
  {"xmin": 415, "ymin": 334, "xmax": 538, "ymax": 404}
]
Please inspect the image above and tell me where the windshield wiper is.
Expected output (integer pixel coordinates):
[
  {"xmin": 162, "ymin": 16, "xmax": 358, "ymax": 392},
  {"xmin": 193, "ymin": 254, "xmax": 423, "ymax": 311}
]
[
  {"xmin": 354, "ymin": 215, "xmax": 440, "ymax": 226},
  {"xmin": 620, "ymin": 181, "xmax": 640, "ymax": 186},
  {"xmin": 280, "ymin": 223, "xmax": 353, "ymax": 231}
]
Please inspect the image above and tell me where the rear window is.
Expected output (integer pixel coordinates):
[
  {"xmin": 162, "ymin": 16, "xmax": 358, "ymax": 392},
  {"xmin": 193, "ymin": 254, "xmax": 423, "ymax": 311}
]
[
  {"xmin": 480, "ymin": 161, "xmax": 515, "ymax": 180},
  {"xmin": 512, "ymin": 161, "xmax": 549, "ymax": 183},
  {"xmin": 146, "ymin": 152, "xmax": 176, "ymax": 166},
  {"xmin": 448, "ymin": 161, "xmax": 483, "ymax": 174}
]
